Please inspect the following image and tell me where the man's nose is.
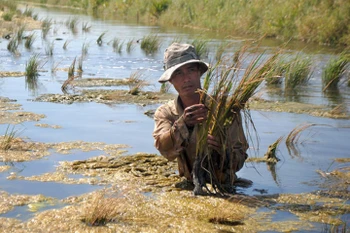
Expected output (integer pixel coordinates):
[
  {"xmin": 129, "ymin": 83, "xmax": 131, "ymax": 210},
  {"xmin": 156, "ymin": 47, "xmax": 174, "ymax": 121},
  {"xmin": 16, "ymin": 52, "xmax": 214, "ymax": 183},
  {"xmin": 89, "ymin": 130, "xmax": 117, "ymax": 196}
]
[{"xmin": 182, "ymin": 71, "xmax": 192, "ymax": 81}]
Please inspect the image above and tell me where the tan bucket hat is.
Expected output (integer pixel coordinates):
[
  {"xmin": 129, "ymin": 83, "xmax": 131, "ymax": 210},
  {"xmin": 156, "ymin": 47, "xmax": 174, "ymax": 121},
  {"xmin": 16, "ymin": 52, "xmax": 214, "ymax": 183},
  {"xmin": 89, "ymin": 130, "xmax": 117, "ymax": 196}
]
[{"xmin": 158, "ymin": 43, "xmax": 209, "ymax": 83}]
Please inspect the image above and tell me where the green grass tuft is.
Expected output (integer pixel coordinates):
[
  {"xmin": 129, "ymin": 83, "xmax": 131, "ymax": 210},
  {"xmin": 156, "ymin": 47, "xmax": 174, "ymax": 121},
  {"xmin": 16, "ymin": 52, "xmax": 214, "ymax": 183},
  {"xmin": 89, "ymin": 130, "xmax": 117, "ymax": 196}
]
[
  {"xmin": 322, "ymin": 52, "xmax": 350, "ymax": 91},
  {"xmin": 140, "ymin": 34, "xmax": 161, "ymax": 55}
]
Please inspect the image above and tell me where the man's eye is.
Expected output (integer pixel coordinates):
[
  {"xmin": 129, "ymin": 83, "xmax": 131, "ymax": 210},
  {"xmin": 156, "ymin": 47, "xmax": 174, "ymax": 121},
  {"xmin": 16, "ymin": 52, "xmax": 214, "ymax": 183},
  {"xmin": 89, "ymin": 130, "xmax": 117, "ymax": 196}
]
[{"xmin": 174, "ymin": 71, "xmax": 182, "ymax": 76}]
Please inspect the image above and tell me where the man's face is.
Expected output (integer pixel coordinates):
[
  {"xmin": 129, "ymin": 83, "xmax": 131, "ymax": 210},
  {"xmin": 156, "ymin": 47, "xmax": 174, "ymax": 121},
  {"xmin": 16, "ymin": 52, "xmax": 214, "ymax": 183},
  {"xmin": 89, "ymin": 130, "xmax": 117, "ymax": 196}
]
[{"xmin": 169, "ymin": 63, "xmax": 201, "ymax": 97}]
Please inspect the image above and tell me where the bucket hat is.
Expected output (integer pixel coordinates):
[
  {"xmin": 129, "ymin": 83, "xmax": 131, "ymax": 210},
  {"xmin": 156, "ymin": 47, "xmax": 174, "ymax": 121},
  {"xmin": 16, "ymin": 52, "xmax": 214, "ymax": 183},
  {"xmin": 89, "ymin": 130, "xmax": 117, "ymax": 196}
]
[{"xmin": 158, "ymin": 43, "xmax": 209, "ymax": 83}]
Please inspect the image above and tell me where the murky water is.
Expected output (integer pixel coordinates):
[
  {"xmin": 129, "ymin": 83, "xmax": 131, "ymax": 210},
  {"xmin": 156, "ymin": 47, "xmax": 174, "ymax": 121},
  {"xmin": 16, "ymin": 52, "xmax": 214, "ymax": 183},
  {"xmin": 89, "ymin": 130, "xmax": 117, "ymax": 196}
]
[{"xmin": 0, "ymin": 3, "xmax": 349, "ymax": 230}]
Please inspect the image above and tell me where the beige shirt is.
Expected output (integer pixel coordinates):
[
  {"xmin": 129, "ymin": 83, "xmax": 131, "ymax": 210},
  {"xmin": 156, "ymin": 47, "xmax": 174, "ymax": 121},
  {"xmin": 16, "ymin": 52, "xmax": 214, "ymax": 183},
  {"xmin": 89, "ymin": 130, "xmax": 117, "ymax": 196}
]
[{"xmin": 153, "ymin": 96, "xmax": 248, "ymax": 181}]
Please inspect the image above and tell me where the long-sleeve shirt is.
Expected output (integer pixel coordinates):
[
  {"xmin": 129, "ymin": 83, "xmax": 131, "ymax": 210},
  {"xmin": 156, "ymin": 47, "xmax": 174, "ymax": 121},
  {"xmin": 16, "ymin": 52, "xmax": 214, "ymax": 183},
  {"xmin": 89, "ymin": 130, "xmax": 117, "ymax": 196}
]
[{"xmin": 153, "ymin": 96, "xmax": 248, "ymax": 181}]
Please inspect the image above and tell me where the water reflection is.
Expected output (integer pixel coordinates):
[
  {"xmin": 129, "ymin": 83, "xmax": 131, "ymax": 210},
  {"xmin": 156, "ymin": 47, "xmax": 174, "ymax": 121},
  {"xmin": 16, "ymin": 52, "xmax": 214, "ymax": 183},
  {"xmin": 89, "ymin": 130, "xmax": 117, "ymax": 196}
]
[
  {"xmin": 25, "ymin": 75, "xmax": 39, "ymax": 96},
  {"xmin": 266, "ymin": 162, "xmax": 280, "ymax": 186}
]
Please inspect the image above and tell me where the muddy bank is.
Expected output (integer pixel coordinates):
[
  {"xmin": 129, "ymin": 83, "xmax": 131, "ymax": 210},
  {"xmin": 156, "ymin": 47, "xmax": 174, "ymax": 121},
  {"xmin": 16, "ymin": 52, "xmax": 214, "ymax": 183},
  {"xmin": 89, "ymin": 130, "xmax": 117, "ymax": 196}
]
[{"xmin": 33, "ymin": 88, "xmax": 349, "ymax": 119}]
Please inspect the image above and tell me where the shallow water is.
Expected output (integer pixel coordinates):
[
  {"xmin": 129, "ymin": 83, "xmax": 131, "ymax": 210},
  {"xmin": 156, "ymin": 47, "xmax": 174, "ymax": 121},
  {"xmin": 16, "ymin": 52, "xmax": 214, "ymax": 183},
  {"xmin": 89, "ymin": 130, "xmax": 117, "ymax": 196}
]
[{"xmin": 0, "ymin": 3, "xmax": 349, "ymax": 231}]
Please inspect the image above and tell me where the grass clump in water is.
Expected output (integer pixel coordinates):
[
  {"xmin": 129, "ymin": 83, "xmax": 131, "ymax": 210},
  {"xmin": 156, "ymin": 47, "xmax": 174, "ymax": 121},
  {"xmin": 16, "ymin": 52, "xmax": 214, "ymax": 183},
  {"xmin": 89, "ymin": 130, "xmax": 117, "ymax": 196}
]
[
  {"xmin": 322, "ymin": 52, "xmax": 350, "ymax": 91},
  {"xmin": 65, "ymin": 16, "xmax": 79, "ymax": 34},
  {"xmin": 140, "ymin": 34, "xmax": 161, "ymax": 55},
  {"xmin": 25, "ymin": 53, "xmax": 41, "ymax": 79},
  {"xmin": 284, "ymin": 54, "xmax": 313, "ymax": 90},
  {"xmin": 7, "ymin": 36, "xmax": 19, "ymax": 55},
  {"xmin": 111, "ymin": 37, "xmax": 123, "ymax": 53},
  {"xmin": 25, "ymin": 32, "xmax": 36, "ymax": 50},
  {"xmin": 82, "ymin": 21, "xmax": 91, "ymax": 32},
  {"xmin": 97, "ymin": 31, "xmax": 107, "ymax": 46},
  {"xmin": 126, "ymin": 39, "xmax": 135, "ymax": 53}
]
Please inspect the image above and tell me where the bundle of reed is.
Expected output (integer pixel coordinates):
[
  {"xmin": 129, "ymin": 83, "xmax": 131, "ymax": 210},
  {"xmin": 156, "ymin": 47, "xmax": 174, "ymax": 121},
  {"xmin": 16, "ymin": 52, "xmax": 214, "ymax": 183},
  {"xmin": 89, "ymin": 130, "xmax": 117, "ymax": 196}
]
[{"xmin": 194, "ymin": 45, "xmax": 281, "ymax": 195}]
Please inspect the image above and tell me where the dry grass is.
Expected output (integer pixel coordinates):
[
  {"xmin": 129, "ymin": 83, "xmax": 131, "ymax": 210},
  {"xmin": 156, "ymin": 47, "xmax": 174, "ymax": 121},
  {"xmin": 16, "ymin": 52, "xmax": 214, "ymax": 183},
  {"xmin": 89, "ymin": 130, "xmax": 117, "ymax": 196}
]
[
  {"xmin": 81, "ymin": 191, "xmax": 125, "ymax": 226},
  {"xmin": 285, "ymin": 123, "xmax": 317, "ymax": 146},
  {"xmin": 0, "ymin": 125, "xmax": 19, "ymax": 151},
  {"xmin": 127, "ymin": 70, "xmax": 147, "ymax": 95},
  {"xmin": 61, "ymin": 57, "xmax": 77, "ymax": 91}
]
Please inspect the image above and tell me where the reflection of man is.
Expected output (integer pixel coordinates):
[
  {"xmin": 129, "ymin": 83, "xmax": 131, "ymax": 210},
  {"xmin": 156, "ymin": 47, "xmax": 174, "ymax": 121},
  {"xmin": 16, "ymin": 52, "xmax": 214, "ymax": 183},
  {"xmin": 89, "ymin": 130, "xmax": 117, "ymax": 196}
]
[{"xmin": 153, "ymin": 43, "xmax": 248, "ymax": 190}]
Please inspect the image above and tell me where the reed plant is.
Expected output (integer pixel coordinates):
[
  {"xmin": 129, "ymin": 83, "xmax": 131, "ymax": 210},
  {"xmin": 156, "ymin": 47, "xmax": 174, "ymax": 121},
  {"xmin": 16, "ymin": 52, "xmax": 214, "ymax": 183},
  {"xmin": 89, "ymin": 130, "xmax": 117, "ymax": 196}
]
[
  {"xmin": 2, "ymin": 11, "xmax": 14, "ymax": 21},
  {"xmin": 265, "ymin": 57, "xmax": 288, "ymax": 86},
  {"xmin": 81, "ymin": 42, "xmax": 89, "ymax": 57},
  {"xmin": 285, "ymin": 123, "xmax": 319, "ymax": 158},
  {"xmin": 77, "ymin": 56, "xmax": 83, "ymax": 74},
  {"xmin": 140, "ymin": 34, "xmax": 161, "ymax": 55},
  {"xmin": 0, "ymin": 125, "xmax": 19, "ymax": 151},
  {"xmin": 68, "ymin": 57, "xmax": 76, "ymax": 78},
  {"xmin": 62, "ymin": 57, "xmax": 77, "ymax": 91},
  {"xmin": 285, "ymin": 123, "xmax": 317, "ymax": 146},
  {"xmin": 191, "ymin": 38, "xmax": 209, "ymax": 59},
  {"xmin": 16, "ymin": 25, "xmax": 25, "ymax": 43},
  {"xmin": 126, "ymin": 39, "xmax": 134, "ymax": 53},
  {"xmin": 7, "ymin": 36, "xmax": 19, "ymax": 54},
  {"xmin": 111, "ymin": 38, "xmax": 123, "ymax": 53},
  {"xmin": 65, "ymin": 16, "xmax": 79, "ymax": 34},
  {"xmin": 128, "ymin": 70, "xmax": 147, "ymax": 95},
  {"xmin": 63, "ymin": 39, "xmax": 70, "ymax": 50},
  {"xmin": 149, "ymin": 0, "xmax": 171, "ymax": 19},
  {"xmin": 25, "ymin": 32, "xmax": 36, "ymax": 50},
  {"xmin": 284, "ymin": 54, "xmax": 313, "ymax": 90},
  {"xmin": 194, "ymin": 44, "xmax": 281, "ymax": 195},
  {"xmin": 81, "ymin": 191, "xmax": 123, "ymax": 226},
  {"xmin": 23, "ymin": 5, "xmax": 34, "ymax": 17},
  {"xmin": 215, "ymin": 41, "xmax": 231, "ymax": 62},
  {"xmin": 45, "ymin": 41, "xmax": 54, "ymax": 56},
  {"xmin": 25, "ymin": 53, "xmax": 41, "ymax": 79},
  {"xmin": 51, "ymin": 61, "xmax": 61, "ymax": 74},
  {"xmin": 41, "ymin": 18, "xmax": 52, "ymax": 39},
  {"xmin": 97, "ymin": 31, "xmax": 107, "ymax": 46},
  {"xmin": 322, "ymin": 52, "xmax": 350, "ymax": 91},
  {"xmin": 82, "ymin": 21, "xmax": 91, "ymax": 32}
]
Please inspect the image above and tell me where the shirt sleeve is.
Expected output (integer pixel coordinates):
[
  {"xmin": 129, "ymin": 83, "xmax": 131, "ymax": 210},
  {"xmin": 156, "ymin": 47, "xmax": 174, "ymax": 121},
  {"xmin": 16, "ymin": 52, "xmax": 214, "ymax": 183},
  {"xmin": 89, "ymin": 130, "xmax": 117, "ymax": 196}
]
[{"xmin": 152, "ymin": 104, "xmax": 190, "ymax": 161}]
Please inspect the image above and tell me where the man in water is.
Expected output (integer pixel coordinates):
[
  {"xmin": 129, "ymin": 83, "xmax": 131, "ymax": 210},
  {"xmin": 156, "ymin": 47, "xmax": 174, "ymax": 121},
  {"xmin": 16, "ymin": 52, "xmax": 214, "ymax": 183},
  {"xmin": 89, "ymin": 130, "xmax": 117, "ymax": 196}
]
[{"xmin": 152, "ymin": 43, "xmax": 248, "ymax": 193}]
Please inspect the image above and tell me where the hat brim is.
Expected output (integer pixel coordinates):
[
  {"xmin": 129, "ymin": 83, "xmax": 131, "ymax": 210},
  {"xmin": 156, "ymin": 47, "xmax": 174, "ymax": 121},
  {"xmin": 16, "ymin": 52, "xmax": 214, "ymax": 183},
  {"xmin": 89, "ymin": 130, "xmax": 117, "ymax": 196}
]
[{"xmin": 158, "ymin": 60, "xmax": 209, "ymax": 83}]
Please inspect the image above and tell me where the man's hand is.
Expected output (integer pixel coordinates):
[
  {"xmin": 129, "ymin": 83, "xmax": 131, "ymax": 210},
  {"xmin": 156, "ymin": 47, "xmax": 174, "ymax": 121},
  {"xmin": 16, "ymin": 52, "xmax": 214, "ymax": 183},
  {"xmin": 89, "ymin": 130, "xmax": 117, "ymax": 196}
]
[
  {"xmin": 184, "ymin": 104, "xmax": 207, "ymax": 127},
  {"xmin": 207, "ymin": 134, "xmax": 222, "ymax": 154}
]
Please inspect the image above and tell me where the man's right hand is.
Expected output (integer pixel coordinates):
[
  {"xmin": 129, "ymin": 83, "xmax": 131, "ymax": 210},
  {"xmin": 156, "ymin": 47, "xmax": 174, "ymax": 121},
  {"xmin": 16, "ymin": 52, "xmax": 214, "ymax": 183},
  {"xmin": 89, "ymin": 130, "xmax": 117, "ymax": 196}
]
[{"xmin": 183, "ymin": 104, "xmax": 208, "ymax": 127}]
